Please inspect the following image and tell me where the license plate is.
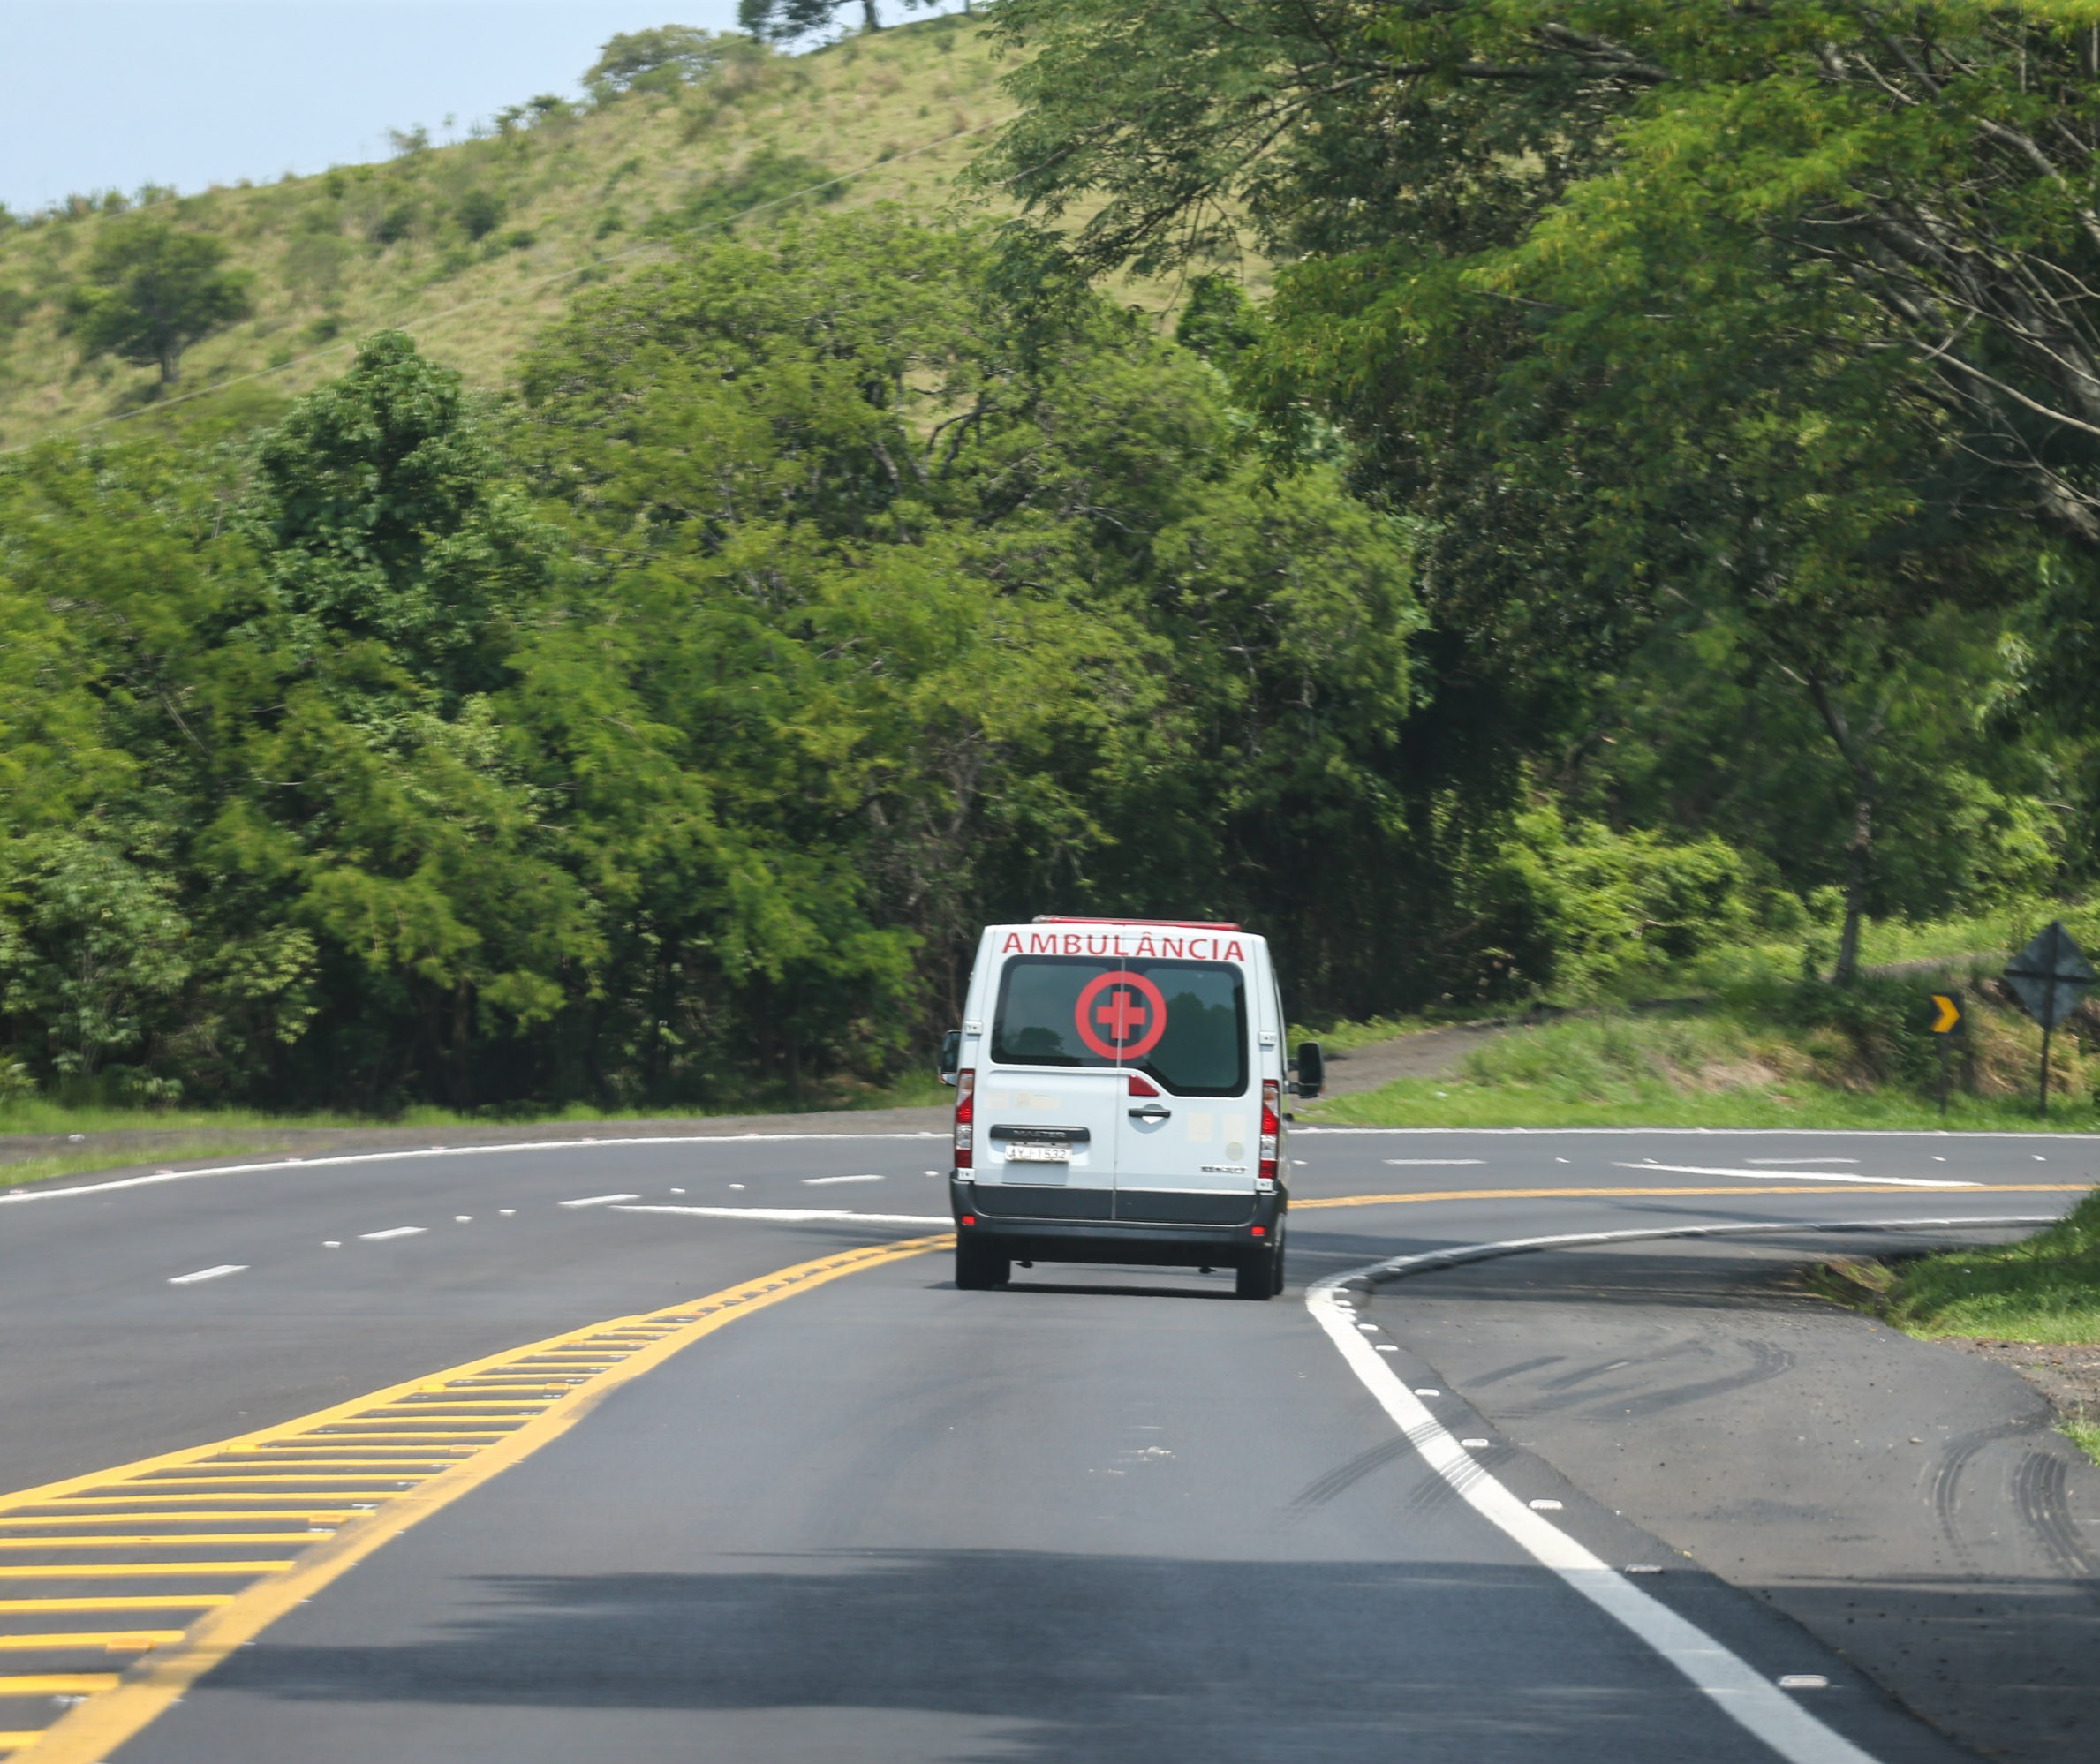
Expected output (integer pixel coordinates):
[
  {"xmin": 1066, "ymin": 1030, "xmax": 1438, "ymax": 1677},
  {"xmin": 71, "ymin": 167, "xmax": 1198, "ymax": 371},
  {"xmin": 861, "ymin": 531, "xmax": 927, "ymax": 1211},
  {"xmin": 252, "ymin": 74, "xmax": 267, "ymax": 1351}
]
[{"xmin": 1004, "ymin": 1143, "xmax": 1071, "ymax": 1164}]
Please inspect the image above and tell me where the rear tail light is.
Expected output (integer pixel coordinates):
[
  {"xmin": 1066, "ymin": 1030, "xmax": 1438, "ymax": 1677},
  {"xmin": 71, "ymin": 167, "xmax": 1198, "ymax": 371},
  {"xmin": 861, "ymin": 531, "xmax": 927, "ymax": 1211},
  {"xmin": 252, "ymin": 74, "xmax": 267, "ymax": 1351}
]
[
  {"xmin": 1259, "ymin": 1078, "xmax": 1280, "ymax": 1187},
  {"xmin": 954, "ymin": 1068, "xmax": 975, "ymax": 1170}
]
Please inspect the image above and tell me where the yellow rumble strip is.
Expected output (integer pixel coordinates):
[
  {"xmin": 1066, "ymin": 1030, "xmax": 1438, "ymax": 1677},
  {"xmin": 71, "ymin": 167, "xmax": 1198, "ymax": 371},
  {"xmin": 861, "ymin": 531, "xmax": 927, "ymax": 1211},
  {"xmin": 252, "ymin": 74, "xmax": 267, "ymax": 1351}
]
[{"xmin": 0, "ymin": 1232, "xmax": 948, "ymax": 1763}]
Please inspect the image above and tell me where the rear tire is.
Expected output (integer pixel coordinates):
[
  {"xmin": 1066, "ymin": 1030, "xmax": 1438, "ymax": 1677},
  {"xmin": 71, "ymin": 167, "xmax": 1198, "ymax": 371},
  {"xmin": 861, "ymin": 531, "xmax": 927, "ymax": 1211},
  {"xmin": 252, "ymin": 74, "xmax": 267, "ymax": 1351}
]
[
  {"xmin": 955, "ymin": 1239, "xmax": 1010, "ymax": 1291},
  {"xmin": 1235, "ymin": 1248, "xmax": 1274, "ymax": 1301},
  {"xmin": 1270, "ymin": 1225, "xmax": 1288, "ymax": 1295}
]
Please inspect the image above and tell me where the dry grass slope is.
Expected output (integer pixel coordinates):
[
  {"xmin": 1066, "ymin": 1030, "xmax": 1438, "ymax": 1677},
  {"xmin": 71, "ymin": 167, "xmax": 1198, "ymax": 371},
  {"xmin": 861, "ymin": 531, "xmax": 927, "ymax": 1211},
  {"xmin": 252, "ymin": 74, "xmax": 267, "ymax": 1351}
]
[{"xmin": 0, "ymin": 16, "xmax": 1037, "ymax": 449}]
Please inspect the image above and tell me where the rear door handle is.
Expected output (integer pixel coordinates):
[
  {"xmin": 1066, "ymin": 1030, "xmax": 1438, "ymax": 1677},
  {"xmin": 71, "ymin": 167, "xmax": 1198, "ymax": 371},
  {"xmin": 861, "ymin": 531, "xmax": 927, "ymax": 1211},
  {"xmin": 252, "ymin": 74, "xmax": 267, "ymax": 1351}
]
[{"xmin": 1128, "ymin": 1104, "xmax": 1172, "ymax": 1123}]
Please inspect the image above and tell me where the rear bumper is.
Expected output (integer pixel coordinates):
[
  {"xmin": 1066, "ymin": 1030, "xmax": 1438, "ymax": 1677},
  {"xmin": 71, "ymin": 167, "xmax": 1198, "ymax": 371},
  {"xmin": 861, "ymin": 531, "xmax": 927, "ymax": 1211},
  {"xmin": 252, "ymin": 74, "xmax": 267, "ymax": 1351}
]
[{"xmin": 950, "ymin": 1176, "xmax": 1284, "ymax": 1267}]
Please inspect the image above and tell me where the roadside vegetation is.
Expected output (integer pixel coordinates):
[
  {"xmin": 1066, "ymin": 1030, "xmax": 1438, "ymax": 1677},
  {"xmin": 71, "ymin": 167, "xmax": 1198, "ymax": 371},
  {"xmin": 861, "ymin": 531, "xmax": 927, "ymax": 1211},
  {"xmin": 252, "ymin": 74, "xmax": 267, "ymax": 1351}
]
[
  {"xmin": 1310, "ymin": 948, "xmax": 2100, "ymax": 1131},
  {"xmin": 1826, "ymin": 1194, "xmax": 2100, "ymax": 1345},
  {"xmin": 8, "ymin": 7, "xmax": 2100, "ymax": 1135}
]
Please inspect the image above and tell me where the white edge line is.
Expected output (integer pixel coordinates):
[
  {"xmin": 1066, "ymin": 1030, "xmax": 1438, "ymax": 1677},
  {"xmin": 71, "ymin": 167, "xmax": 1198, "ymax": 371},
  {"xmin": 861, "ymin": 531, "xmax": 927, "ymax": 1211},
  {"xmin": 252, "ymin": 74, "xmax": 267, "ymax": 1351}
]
[
  {"xmin": 1302, "ymin": 1212, "xmax": 2062, "ymax": 1764},
  {"xmin": 0, "ymin": 1131, "xmax": 948, "ymax": 1204},
  {"xmin": 1307, "ymin": 1280, "xmax": 1881, "ymax": 1764},
  {"xmin": 1356, "ymin": 1215, "xmax": 2058, "ymax": 1283},
  {"xmin": 559, "ymin": 1193, "xmax": 642, "ymax": 1208},
  {"xmin": 1610, "ymin": 1162, "xmax": 1979, "ymax": 1189},
  {"xmin": 167, "ymin": 1263, "xmax": 247, "ymax": 1285},
  {"xmin": 614, "ymin": 1204, "xmax": 949, "ymax": 1226}
]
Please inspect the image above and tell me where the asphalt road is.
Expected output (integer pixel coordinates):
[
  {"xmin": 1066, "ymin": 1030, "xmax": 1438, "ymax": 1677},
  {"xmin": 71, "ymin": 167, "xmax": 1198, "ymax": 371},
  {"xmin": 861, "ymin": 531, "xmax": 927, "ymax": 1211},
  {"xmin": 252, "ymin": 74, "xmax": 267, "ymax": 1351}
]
[{"xmin": 0, "ymin": 1125, "xmax": 2093, "ymax": 1762}]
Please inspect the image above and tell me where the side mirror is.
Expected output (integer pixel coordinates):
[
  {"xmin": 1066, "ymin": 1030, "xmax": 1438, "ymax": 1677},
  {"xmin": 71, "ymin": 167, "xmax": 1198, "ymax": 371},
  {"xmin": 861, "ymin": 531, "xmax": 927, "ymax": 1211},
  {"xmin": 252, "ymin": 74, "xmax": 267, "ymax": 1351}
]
[
  {"xmin": 1293, "ymin": 1040, "xmax": 1325, "ymax": 1098},
  {"xmin": 939, "ymin": 1029, "xmax": 962, "ymax": 1086}
]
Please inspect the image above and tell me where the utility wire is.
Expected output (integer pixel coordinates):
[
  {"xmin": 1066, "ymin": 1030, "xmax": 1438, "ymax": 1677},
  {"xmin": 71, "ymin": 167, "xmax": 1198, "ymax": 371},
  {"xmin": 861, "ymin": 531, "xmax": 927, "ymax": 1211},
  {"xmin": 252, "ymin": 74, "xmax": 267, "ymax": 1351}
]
[{"xmin": 3, "ymin": 110, "xmax": 1017, "ymax": 456}]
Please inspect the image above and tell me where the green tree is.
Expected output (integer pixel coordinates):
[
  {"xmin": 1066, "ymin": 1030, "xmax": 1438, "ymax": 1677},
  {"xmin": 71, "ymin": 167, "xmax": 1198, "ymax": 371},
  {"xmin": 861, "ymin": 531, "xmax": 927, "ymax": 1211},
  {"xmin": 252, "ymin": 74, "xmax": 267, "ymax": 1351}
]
[
  {"xmin": 0, "ymin": 834, "xmax": 192, "ymax": 1090},
  {"xmin": 246, "ymin": 331, "xmax": 551, "ymax": 705},
  {"xmin": 585, "ymin": 26, "xmax": 741, "ymax": 102},
  {"xmin": 521, "ymin": 212, "xmax": 1421, "ymax": 1052},
  {"xmin": 737, "ymin": 0, "xmax": 884, "ymax": 42},
  {"xmin": 63, "ymin": 221, "xmax": 253, "ymax": 388},
  {"xmin": 982, "ymin": 0, "xmax": 2092, "ymax": 983},
  {"xmin": 1, "ymin": 221, "xmax": 1420, "ymax": 1107},
  {"xmin": 454, "ymin": 188, "xmax": 504, "ymax": 242}
]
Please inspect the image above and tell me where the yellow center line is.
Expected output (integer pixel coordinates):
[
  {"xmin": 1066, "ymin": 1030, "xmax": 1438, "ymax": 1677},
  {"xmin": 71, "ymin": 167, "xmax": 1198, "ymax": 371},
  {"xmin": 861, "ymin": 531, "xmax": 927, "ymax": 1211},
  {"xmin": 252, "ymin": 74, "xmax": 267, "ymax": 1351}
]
[
  {"xmin": 12, "ymin": 1231, "xmax": 949, "ymax": 1764},
  {"xmin": 102, "ymin": 1479, "xmax": 431, "ymax": 1491},
  {"xmin": 359, "ymin": 1402, "xmax": 553, "ymax": 1413},
  {"xmin": 0, "ymin": 1636, "xmax": 180, "ymax": 1655},
  {"xmin": 0, "ymin": 1565, "xmax": 291, "ymax": 1580},
  {"xmin": 0, "ymin": 1515, "xmax": 357, "ymax": 1529},
  {"xmin": 31, "ymin": 1494, "xmax": 407, "ymax": 1506},
  {"xmin": 188, "ymin": 1460, "xmax": 454, "ymax": 1470},
  {"xmin": 0, "ymin": 1599, "xmax": 235, "ymax": 1613},
  {"xmin": 0, "ymin": 1537, "xmax": 327, "ymax": 1549}
]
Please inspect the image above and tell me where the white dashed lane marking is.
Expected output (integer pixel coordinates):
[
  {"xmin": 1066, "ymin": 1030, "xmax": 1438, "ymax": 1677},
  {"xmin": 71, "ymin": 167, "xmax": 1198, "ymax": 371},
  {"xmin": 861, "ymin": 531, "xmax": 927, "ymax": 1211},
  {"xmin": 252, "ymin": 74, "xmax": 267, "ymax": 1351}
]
[
  {"xmin": 560, "ymin": 1194, "xmax": 641, "ymax": 1208},
  {"xmin": 359, "ymin": 1226, "xmax": 426, "ymax": 1240},
  {"xmin": 1383, "ymin": 1158, "xmax": 1484, "ymax": 1166},
  {"xmin": 803, "ymin": 1175, "xmax": 886, "ymax": 1186},
  {"xmin": 168, "ymin": 1264, "xmax": 247, "ymax": 1285}
]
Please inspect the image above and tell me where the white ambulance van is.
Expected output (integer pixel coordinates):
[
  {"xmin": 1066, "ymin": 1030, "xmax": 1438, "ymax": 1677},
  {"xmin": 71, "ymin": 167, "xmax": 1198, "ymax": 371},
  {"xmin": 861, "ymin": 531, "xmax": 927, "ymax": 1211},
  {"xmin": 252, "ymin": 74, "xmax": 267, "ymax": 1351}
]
[{"xmin": 940, "ymin": 917, "xmax": 1323, "ymax": 1300}]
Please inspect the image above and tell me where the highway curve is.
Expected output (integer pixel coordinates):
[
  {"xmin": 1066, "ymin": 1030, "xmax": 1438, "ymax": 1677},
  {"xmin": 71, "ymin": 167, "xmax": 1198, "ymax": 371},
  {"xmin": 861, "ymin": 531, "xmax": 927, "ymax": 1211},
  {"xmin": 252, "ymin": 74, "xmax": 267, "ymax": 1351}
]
[{"xmin": 0, "ymin": 1126, "xmax": 2092, "ymax": 1762}]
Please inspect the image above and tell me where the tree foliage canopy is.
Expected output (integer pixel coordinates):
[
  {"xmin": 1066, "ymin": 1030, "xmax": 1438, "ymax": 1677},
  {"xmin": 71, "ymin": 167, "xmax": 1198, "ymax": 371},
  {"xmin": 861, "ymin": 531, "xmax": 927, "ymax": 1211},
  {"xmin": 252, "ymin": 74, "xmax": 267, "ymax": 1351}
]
[
  {"xmin": 0, "ymin": 215, "xmax": 1428, "ymax": 1108},
  {"xmin": 983, "ymin": 0, "xmax": 2097, "ymax": 979},
  {"xmin": 61, "ymin": 221, "xmax": 253, "ymax": 388},
  {"xmin": 584, "ymin": 26, "xmax": 747, "ymax": 101}
]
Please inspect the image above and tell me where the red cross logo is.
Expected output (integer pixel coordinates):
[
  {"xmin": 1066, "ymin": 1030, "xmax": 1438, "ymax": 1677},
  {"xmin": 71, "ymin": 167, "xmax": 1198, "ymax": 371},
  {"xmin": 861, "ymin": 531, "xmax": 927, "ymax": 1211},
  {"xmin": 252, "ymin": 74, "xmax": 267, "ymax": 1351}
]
[{"xmin": 1074, "ymin": 969, "xmax": 1168, "ymax": 1060}]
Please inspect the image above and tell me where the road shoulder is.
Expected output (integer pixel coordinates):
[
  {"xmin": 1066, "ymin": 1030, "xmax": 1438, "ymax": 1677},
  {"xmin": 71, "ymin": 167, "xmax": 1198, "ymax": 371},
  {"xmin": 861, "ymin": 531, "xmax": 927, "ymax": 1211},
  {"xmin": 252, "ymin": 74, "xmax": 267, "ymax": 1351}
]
[{"xmin": 1370, "ymin": 1232, "xmax": 2100, "ymax": 1763}]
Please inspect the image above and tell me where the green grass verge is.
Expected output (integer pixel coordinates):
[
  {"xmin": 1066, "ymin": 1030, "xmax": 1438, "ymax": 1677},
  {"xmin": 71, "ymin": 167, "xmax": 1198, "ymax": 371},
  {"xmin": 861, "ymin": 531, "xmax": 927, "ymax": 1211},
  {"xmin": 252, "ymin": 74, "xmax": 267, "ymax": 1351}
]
[
  {"xmin": 2066, "ymin": 1417, "xmax": 2100, "ymax": 1463},
  {"xmin": 1306, "ymin": 1076, "xmax": 2076, "ymax": 1131},
  {"xmin": 0, "ymin": 1100, "xmax": 365, "ymax": 1135},
  {"xmin": 1860, "ymin": 1191, "xmax": 2100, "ymax": 1344},
  {"xmin": 0, "ymin": 1140, "xmax": 292, "ymax": 1192},
  {"xmin": 1307, "ymin": 1001, "xmax": 2097, "ymax": 1132},
  {"xmin": 0, "ymin": 1070, "xmax": 950, "ymax": 1193}
]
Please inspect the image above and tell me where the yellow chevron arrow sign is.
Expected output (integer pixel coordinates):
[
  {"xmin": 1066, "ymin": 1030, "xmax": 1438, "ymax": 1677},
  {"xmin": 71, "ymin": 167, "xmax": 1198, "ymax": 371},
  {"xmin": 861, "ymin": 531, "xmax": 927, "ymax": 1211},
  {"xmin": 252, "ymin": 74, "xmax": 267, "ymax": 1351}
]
[{"xmin": 1929, "ymin": 991, "xmax": 1963, "ymax": 1035}]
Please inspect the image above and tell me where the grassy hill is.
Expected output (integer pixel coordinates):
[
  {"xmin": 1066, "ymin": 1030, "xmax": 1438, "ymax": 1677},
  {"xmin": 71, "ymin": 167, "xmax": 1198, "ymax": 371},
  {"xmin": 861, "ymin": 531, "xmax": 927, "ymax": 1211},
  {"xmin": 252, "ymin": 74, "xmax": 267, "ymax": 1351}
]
[{"xmin": 0, "ymin": 14, "xmax": 1037, "ymax": 449}]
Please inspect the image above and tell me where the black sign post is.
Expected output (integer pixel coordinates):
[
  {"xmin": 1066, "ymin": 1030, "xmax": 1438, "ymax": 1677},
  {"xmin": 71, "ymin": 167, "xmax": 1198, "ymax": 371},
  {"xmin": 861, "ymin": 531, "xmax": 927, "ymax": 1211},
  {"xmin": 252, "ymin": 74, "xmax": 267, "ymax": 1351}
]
[
  {"xmin": 1926, "ymin": 990, "xmax": 1964, "ymax": 1118},
  {"xmin": 2003, "ymin": 922, "xmax": 2094, "ymax": 1118}
]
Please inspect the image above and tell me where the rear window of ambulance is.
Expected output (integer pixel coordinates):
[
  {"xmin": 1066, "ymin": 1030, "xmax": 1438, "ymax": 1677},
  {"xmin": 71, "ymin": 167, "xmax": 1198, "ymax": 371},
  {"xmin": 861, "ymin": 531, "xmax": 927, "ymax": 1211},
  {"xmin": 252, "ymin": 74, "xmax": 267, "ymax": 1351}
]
[{"xmin": 990, "ymin": 956, "xmax": 1247, "ymax": 1097}]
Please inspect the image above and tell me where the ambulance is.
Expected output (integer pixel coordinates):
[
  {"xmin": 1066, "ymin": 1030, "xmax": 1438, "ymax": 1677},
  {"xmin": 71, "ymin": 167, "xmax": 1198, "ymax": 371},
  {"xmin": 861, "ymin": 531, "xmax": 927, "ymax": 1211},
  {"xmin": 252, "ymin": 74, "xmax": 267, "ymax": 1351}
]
[{"xmin": 940, "ymin": 917, "xmax": 1324, "ymax": 1300}]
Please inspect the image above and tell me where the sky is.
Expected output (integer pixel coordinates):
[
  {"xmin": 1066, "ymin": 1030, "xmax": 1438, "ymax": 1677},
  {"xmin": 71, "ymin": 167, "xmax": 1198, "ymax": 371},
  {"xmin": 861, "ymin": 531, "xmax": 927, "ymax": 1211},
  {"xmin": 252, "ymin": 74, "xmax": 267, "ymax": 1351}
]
[{"xmin": 0, "ymin": 2, "xmax": 808, "ymax": 215}]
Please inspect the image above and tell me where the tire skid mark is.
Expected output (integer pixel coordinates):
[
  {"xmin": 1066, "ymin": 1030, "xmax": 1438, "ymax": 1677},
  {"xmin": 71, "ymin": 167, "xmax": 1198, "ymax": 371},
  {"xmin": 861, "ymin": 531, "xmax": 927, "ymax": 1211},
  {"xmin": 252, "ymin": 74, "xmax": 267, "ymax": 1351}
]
[
  {"xmin": 1288, "ymin": 1436, "xmax": 1414, "ymax": 1510},
  {"xmin": 1927, "ymin": 1418, "xmax": 2037, "ymax": 1579},
  {"xmin": 1616, "ymin": 1338, "xmax": 1796, "ymax": 1421},
  {"xmin": 2013, "ymin": 1448, "xmax": 2099, "ymax": 1582}
]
